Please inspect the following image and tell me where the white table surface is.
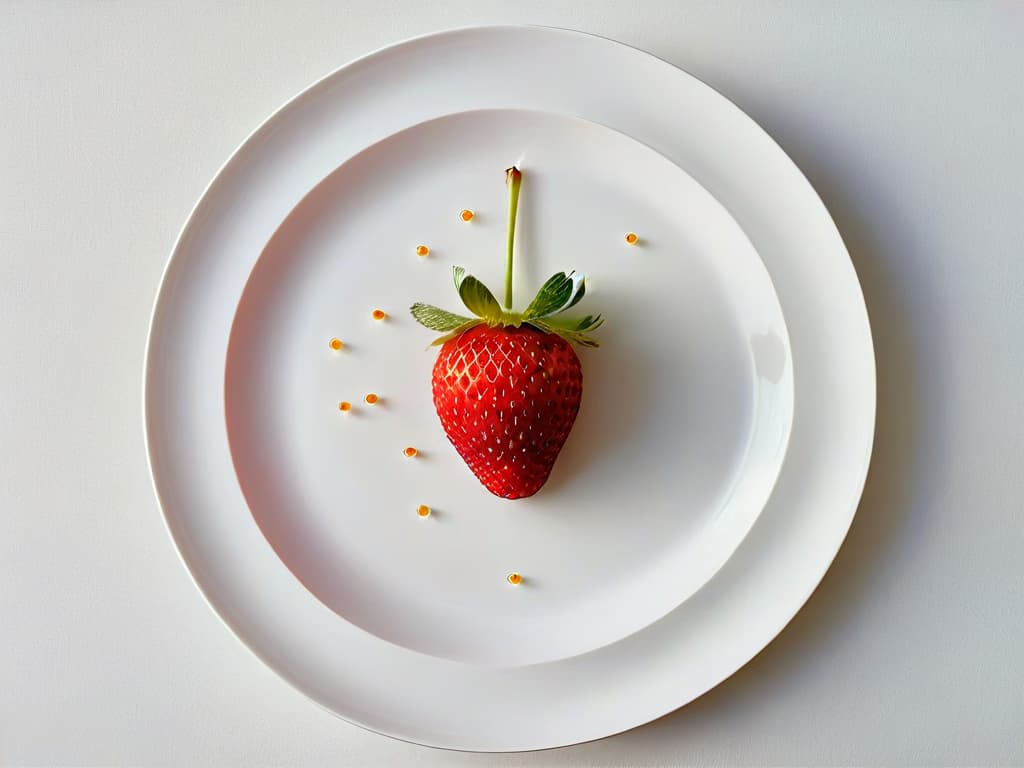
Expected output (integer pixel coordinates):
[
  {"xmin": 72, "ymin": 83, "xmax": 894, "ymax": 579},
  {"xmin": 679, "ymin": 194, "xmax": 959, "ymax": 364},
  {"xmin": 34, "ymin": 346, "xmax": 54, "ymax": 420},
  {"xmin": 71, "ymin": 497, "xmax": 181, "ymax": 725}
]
[{"xmin": 3, "ymin": 2, "xmax": 1022, "ymax": 765}]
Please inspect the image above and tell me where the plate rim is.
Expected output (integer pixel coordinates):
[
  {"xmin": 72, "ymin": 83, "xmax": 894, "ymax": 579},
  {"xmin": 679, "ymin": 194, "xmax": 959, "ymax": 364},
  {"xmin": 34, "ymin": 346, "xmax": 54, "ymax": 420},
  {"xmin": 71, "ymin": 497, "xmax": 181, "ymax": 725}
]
[{"xmin": 143, "ymin": 24, "xmax": 875, "ymax": 751}]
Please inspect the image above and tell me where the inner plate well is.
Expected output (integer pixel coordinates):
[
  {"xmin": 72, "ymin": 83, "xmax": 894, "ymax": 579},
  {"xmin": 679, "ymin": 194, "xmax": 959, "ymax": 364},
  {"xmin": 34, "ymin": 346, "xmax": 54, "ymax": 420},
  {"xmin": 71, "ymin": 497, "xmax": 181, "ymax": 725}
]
[{"xmin": 225, "ymin": 109, "xmax": 792, "ymax": 666}]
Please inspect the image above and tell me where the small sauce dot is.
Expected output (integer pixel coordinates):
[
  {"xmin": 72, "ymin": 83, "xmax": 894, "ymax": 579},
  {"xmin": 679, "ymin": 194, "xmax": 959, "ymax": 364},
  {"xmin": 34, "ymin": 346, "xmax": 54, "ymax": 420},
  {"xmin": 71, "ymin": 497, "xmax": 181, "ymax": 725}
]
[
  {"xmin": 625, "ymin": 232, "xmax": 639, "ymax": 245},
  {"xmin": 507, "ymin": 572, "xmax": 523, "ymax": 586},
  {"xmin": 460, "ymin": 209, "xmax": 474, "ymax": 222},
  {"xmin": 329, "ymin": 337, "xmax": 343, "ymax": 350},
  {"xmin": 338, "ymin": 401, "xmax": 352, "ymax": 412},
  {"xmin": 403, "ymin": 446, "xmax": 418, "ymax": 458},
  {"xmin": 371, "ymin": 309, "xmax": 387, "ymax": 320},
  {"xmin": 364, "ymin": 393, "xmax": 379, "ymax": 405},
  {"xmin": 417, "ymin": 504, "xmax": 431, "ymax": 517},
  {"xmin": 415, "ymin": 244, "xmax": 430, "ymax": 257}
]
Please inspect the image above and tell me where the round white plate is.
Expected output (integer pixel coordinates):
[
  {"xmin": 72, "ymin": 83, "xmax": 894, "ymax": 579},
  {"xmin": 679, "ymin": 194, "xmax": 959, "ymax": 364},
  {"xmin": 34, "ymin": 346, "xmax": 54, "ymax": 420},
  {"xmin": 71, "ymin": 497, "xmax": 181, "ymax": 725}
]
[
  {"xmin": 145, "ymin": 26, "xmax": 874, "ymax": 750},
  {"xmin": 224, "ymin": 108, "xmax": 793, "ymax": 666}
]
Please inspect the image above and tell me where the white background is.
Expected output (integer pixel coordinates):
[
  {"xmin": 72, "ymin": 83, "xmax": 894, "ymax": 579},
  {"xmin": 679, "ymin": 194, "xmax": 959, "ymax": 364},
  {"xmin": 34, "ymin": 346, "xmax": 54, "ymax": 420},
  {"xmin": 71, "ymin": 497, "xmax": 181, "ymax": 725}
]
[{"xmin": 2, "ymin": 2, "xmax": 1022, "ymax": 765}]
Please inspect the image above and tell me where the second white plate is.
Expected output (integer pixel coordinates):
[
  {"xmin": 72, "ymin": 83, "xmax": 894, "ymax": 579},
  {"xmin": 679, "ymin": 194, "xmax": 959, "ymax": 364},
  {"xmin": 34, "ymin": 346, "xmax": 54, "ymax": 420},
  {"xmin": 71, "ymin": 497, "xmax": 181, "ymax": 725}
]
[
  {"xmin": 225, "ymin": 109, "xmax": 792, "ymax": 666},
  {"xmin": 146, "ymin": 26, "xmax": 875, "ymax": 751}
]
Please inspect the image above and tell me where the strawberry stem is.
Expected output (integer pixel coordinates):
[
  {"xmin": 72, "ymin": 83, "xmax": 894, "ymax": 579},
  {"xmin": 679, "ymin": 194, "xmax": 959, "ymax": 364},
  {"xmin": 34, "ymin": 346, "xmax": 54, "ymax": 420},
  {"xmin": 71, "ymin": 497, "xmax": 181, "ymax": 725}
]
[{"xmin": 504, "ymin": 166, "xmax": 522, "ymax": 310}]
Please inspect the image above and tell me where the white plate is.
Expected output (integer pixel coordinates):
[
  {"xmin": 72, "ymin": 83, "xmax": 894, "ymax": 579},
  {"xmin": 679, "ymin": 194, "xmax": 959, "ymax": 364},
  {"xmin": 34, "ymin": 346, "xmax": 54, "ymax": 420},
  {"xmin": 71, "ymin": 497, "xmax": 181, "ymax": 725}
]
[
  {"xmin": 224, "ymin": 108, "xmax": 793, "ymax": 666},
  {"xmin": 145, "ymin": 26, "xmax": 874, "ymax": 750}
]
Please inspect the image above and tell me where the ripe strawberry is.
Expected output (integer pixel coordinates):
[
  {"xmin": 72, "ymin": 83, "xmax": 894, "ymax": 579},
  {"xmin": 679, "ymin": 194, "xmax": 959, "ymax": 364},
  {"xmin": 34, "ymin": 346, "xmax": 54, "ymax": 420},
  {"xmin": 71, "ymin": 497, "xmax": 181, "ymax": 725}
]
[
  {"xmin": 411, "ymin": 167, "xmax": 602, "ymax": 499},
  {"xmin": 431, "ymin": 324, "xmax": 582, "ymax": 498}
]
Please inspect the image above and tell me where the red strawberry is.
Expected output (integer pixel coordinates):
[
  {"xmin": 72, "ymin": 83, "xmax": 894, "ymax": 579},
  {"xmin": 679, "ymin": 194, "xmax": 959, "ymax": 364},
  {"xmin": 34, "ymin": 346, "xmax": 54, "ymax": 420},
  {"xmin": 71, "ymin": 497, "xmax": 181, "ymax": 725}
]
[
  {"xmin": 411, "ymin": 167, "xmax": 602, "ymax": 499},
  {"xmin": 431, "ymin": 324, "xmax": 582, "ymax": 498}
]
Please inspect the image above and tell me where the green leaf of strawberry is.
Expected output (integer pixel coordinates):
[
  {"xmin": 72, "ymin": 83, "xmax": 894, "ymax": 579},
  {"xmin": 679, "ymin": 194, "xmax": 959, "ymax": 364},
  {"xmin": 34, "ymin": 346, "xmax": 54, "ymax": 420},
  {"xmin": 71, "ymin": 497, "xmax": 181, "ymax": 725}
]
[
  {"xmin": 538, "ymin": 312, "xmax": 604, "ymax": 333},
  {"xmin": 522, "ymin": 271, "xmax": 586, "ymax": 320},
  {"xmin": 453, "ymin": 266, "xmax": 502, "ymax": 322},
  {"xmin": 530, "ymin": 318, "xmax": 601, "ymax": 348},
  {"xmin": 409, "ymin": 302, "xmax": 476, "ymax": 331},
  {"xmin": 409, "ymin": 166, "xmax": 603, "ymax": 498}
]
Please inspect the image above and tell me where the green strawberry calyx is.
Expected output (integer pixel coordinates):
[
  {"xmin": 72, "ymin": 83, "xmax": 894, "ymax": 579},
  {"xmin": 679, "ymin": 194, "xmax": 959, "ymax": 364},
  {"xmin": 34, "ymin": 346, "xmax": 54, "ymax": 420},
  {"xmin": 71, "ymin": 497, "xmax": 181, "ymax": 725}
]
[{"xmin": 409, "ymin": 167, "xmax": 604, "ymax": 348}]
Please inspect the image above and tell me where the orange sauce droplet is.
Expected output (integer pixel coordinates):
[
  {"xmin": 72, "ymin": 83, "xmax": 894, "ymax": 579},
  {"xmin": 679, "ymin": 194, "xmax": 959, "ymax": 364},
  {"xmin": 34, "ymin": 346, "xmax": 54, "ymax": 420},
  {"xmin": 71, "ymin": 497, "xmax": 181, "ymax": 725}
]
[
  {"xmin": 403, "ymin": 446, "xmax": 418, "ymax": 458},
  {"xmin": 507, "ymin": 572, "xmax": 523, "ymax": 585},
  {"xmin": 625, "ymin": 232, "xmax": 639, "ymax": 245},
  {"xmin": 364, "ymin": 393, "xmax": 379, "ymax": 405},
  {"xmin": 338, "ymin": 401, "xmax": 352, "ymax": 412},
  {"xmin": 371, "ymin": 309, "xmax": 386, "ymax": 320},
  {"xmin": 415, "ymin": 244, "xmax": 430, "ymax": 257},
  {"xmin": 460, "ymin": 209, "xmax": 474, "ymax": 222},
  {"xmin": 329, "ymin": 338, "xmax": 343, "ymax": 350},
  {"xmin": 417, "ymin": 504, "xmax": 431, "ymax": 517}
]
